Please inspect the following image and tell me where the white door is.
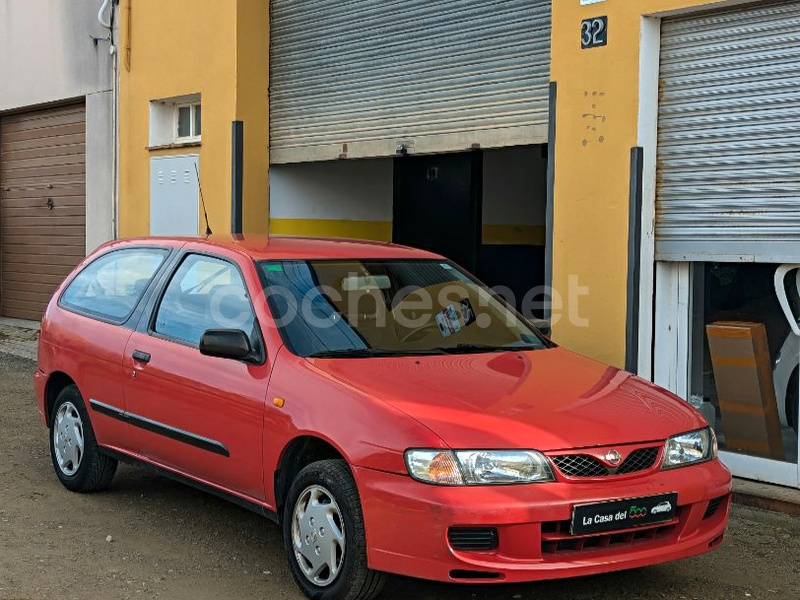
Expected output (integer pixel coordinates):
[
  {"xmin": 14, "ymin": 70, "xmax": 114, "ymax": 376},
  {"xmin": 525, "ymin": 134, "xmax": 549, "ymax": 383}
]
[{"xmin": 150, "ymin": 155, "xmax": 200, "ymax": 237}]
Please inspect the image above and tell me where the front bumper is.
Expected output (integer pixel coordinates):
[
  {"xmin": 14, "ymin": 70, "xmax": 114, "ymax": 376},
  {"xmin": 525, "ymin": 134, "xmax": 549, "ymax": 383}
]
[{"xmin": 354, "ymin": 459, "xmax": 731, "ymax": 583}]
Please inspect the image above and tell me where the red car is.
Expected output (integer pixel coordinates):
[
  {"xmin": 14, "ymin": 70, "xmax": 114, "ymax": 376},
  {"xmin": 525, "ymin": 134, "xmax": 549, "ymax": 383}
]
[{"xmin": 34, "ymin": 236, "xmax": 732, "ymax": 600}]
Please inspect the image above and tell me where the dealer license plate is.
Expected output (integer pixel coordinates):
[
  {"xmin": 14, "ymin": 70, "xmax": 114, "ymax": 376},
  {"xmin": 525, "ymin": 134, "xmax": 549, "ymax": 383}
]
[{"xmin": 571, "ymin": 493, "xmax": 678, "ymax": 535}]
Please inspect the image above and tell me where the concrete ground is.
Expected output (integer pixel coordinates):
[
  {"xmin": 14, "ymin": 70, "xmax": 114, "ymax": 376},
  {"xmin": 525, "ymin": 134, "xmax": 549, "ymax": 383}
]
[
  {"xmin": 1, "ymin": 353, "xmax": 800, "ymax": 600},
  {"xmin": 0, "ymin": 317, "xmax": 38, "ymax": 361}
]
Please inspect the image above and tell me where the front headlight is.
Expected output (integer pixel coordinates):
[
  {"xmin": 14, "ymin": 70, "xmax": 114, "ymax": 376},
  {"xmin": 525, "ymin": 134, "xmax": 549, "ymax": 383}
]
[
  {"xmin": 661, "ymin": 427, "xmax": 717, "ymax": 469},
  {"xmin": 404, "ymin": 449, "xmax": 555, "ymax": 485}
]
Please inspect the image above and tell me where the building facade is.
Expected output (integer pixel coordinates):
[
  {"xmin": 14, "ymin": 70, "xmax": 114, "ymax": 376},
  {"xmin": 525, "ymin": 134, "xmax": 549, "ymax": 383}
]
[
  {"xmin": 117, "ymin": 0, "xmax": 800, "ymax": 488},
  {"xmin": 553, "ymin": 0, "xmax": 800, "ymax": 488},
  {"xmin": 117, "ymin": 0, "xmax": 270, "ymax": 240},
  {"xmin": 0, "ymin": 0, "xmax": 117, "ymax": 320}
]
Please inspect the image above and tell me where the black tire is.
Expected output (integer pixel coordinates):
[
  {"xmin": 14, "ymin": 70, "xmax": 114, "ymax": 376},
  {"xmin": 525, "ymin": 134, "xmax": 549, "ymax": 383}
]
[
  {"xmin": 787, "ymin": 366, "xmax": 799, "ymax": 436},
  {"xmin": 283, "ymin": 459, "xmax": 387, "ymax": 600},
  {"xmin": 49, "ymin": 384, "xmax": 117, "ymax": 493}
]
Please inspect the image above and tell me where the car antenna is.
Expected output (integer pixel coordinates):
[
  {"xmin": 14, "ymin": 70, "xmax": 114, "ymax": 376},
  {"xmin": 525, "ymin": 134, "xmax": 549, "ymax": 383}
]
[{"xmin": 194, "ymin": 162, "xmax": 213, "ymax": 236}]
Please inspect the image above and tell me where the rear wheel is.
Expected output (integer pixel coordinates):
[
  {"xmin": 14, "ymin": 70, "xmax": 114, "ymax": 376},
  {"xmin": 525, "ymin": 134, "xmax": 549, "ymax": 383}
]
[
  {"xmin": 283, "ymin": 459, "xmax": 386, "ymax": 600},
  {"xmin": 49, "ymin": 384, "xmax": 117, "ymax": 492}
]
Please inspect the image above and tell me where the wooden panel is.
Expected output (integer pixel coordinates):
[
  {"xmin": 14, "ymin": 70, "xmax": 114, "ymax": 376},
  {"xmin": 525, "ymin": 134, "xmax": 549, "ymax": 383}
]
[
  {"xmin": 706, "ymin": 322, "xmax": 785, "ymax": 460},
  {"xmin": 1, "ymin": 103, "xmax": 87, "ymax": 320},
  {"xmin": 3, "ymin": 185, "xmax": 86, "ymax": 199},
  {"xmin": 1, "ymin": 216, "xmax": 86, "ymax": 227},
  {"xmin": 1, "ymin": 225, "xmax": 85, "ymax": 237},
  {"xmin": 1, "ymin": 164, "xmax": 85, "ymax": 182},
  {"xmin": 1, "ymin": 143, "xmax": 86, "ymax": 163},
  {"xmin": 1, "ymin": 154, "xmax": 85, "ymax": 171},
  {"xmin": 2, "ymin": 205, "xmax": 86, "ymax": 218},
  {"xmin": 0, "ymin": 107, "xmax": 86, "ymax": 131},
  {"xmin": 0, "ymin": 123, "xmax": 85, "ymax": 146},
  {"xmin": 1, "ymin": 271, "xmax": 73, "ymax": 285}
]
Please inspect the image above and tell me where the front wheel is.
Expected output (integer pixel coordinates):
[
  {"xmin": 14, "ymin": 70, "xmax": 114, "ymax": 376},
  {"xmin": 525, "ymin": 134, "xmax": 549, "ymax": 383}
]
[
  {"xmin": 49, "ymin": 384, "xmax": 117, "ymax": 492},
  {"xmin": 283, "ymin": 459, "xmax": 386, "ymax": 600}
]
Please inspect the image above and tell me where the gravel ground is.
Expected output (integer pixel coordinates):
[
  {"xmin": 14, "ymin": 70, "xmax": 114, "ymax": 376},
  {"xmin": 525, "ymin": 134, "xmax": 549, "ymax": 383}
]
[{"xmin": 2, "ymin": 353, "xmax": 799, "ymax": 600}]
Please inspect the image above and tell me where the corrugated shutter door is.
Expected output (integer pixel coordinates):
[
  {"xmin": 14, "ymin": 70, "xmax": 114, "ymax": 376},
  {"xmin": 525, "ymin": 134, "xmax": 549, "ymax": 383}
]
[
  {"xmin": 269, "ymin": 0, "xmax": 551, "ymax": 164},
  {"xmin": 0, "ymin": 104, "xmax": 87, "ymax": 320},
  {"xmin": 657, "ymin": 1, "xmax": 800, "ymax": 262}
]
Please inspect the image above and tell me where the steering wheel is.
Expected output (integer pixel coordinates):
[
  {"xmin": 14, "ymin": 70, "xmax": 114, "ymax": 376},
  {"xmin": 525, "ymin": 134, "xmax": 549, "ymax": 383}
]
[{"xmin": 399, "ymin": 321, "xmax": 441, "ymax": 343}]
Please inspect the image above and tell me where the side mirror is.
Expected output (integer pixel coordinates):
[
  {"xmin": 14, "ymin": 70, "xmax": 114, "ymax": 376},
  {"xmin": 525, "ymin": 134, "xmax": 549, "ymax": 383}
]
[{"xmin": 199, "ymin": 329, "xmax": 253, "ymax": 361}]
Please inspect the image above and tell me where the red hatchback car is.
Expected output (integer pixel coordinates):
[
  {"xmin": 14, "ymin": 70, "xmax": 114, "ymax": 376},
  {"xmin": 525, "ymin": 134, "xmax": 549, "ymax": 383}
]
[{"xmin": 35, "ymin": 236, "xmax": 732, "ymax": 600}]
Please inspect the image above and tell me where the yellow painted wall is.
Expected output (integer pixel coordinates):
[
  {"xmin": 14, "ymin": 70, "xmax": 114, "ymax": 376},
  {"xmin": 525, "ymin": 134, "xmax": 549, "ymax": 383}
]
[
  {"xmin": 118, "ymin": 0, "xmax": 269, "ymax": 238},
  {"xmin": 550, "ymin": 0, "xmax": 743, "ymax": 366},
  {"xmin": 235, "ymin": 0, "xmax": 271, "ymax": 234}
]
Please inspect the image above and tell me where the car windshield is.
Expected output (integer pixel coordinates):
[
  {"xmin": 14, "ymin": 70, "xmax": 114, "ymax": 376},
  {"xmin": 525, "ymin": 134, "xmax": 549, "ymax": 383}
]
[{"xmin": 258, "ymin": 260, "xmax": 546, "ymax": 358}]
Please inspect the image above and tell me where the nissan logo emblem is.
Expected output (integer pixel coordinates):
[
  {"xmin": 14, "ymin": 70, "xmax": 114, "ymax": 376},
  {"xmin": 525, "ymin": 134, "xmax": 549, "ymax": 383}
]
[{"xmin": 604, "ymin": 450, "xmax": 622, "ymax": 465}]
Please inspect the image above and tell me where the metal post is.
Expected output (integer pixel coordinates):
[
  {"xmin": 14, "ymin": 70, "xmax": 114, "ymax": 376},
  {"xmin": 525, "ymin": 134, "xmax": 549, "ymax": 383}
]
[
  {"xmin": 231, "ymin": 121, "xmax": 244, "ymax": 234},
  {"xmin": 626, "ymin": 147, "xmax": 645, "ymax": 373}
]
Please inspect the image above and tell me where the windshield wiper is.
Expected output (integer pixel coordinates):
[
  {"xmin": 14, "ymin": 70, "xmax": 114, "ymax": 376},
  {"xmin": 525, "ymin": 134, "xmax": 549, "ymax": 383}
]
[
  {"xmin": 435, "ymin": 343, "xmax": 540, "ymax": 355},
  {"xmin": 307, "ymin": 348, "xmax": 447, "ymax": 359}
]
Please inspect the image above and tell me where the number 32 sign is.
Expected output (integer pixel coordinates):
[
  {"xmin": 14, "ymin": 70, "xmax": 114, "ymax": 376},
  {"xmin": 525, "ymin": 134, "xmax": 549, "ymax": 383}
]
[{"xmin": 581, "ymin": 16, "xmax": 608, "ymax": 49}]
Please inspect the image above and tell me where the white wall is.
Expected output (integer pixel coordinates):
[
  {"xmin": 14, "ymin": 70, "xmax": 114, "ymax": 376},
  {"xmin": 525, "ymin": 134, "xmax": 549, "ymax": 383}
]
[
  {"xmin": 269, "ymin": 147, "xmax": 547, "ymax": 241},
  {"xmin": 270, "ymin": 159, "xmax": 393, "ymax": 222},
  {"xmin": 1, "ymin": 0, "xmax": 116, "ymax": 252},
  {"xmin": 0, "ymin": 0, "xmax": 113, "ymax": 111},
  {"xmin": 85, "ymin": 90, "xmax": 115, "ymax": 251}
]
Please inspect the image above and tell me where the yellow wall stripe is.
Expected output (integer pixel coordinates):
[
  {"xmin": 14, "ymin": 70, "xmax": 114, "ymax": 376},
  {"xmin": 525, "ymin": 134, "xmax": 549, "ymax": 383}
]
[
  {"xmin": 269, "ymin": 219, "xmax": 392, "ymax": 241},
  {"xmin": 270, "ymin": 219, "xmax": 546, "ymax": 246},
  {"xmin": 482, "ymin": 224, "xmax": 546, "ymax": 246}
]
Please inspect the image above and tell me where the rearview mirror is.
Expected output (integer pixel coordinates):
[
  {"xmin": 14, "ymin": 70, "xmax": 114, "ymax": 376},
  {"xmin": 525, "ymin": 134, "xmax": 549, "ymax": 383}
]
[{"xmin": 199, "ymin": 329, "xmax": 253, "ymax": 361}]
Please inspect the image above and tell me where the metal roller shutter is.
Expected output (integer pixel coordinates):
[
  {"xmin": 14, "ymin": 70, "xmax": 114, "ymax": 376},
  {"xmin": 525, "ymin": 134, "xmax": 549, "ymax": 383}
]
[
  {"xmin": 657, "ymin": 0, "xmax": 800, "ymax": 263},
  {"xmin": 0, "ymin": 103, "xmax": 87, "ymax": 321},
  {"xmin": 269, "ymin": 0, "xmax": 551, "ymax": 164}
]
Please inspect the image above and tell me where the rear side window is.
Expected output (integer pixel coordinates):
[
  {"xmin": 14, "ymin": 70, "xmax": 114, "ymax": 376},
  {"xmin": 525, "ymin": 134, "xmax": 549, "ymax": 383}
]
[
  {"xmin": 60, "ymin": 248, "xmax": 169, "ymax": 322},
  {"xmin": 154, "ymin": 254, "xmax": 255, "ymax": 346}
]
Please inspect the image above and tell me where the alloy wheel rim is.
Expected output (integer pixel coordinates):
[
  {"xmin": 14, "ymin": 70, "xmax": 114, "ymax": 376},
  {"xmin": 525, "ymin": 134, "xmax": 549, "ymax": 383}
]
[
  {"xmin": 53, "ymin": 402, "xmax": 84, "ymax": 476},
  {"xmin": 291, "ymin": 484, "xmax": 346, "ymax": 587}
]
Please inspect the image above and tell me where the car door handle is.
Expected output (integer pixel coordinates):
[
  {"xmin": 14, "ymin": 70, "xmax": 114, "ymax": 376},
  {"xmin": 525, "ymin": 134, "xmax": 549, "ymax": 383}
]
[{"xmin": 132, "ymin": 350, "xmax": 151, "ymax": 364}]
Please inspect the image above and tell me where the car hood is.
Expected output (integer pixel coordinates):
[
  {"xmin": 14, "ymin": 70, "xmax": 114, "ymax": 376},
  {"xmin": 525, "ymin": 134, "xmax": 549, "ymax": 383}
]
[{"xmin": 309, "ymin": 347, "xmax": 705, "ymax": 451}]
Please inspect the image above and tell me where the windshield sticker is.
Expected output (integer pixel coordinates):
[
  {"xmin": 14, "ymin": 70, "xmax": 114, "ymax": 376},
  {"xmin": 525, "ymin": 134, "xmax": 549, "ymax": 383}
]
[
  {"xmin": 435, "ymin": 300, "xmax": 477, "ymax": 338},
  {"xmin": 459, "ymin": 299, "xmax": 477, "ymax": 328},
  {"xmin": 435, "ymin": 304, "xmax": 462, "ymax": 338}
]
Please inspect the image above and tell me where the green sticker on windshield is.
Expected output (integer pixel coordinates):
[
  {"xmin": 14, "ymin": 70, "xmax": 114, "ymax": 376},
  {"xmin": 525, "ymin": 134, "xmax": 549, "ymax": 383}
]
[{"xmin": 265, "ymin": 263, "xmax": 284, "ymax": 272}]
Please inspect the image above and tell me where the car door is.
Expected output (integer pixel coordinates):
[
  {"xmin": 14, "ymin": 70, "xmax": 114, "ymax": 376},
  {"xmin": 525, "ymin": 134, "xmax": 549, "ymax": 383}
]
[{"xmin": 121, "ymin": 251, "xmax": 270, "ymax": 502}]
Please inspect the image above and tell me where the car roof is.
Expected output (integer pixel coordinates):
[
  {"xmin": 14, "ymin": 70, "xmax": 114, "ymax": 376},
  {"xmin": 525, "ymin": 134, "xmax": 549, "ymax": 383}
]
[{"xmin": 108, "ymin": 235, "xmax": 444, "ymax": 261}]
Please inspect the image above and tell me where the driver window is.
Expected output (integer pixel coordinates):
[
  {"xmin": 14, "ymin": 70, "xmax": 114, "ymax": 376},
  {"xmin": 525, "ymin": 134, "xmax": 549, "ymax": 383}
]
[{"xmin": 154, "ymin": 254, "xmax": 255, "ymax": 346}]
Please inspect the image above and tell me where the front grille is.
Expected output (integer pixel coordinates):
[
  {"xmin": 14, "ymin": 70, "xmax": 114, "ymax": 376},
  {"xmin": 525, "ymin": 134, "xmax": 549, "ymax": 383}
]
[
  {"xmin": 448, "ymin": 527, "xmax": 499, "ymax": 551},
  {"xmin": 703, "ymin": 495, "xmax": 727, "ymax": 520},
  {"xmin": 552, "ymin": 454, "xmax": 608, "ymax": 477},
  {"xmin": 617, "ymin": 447, "xmax": 660, "ymax": 474},
  {"xmin": 540, "ymin": 517, "xmax": 678, "ymax": 556},
  {"xmin": 551, "ymin": 447, "xmax": 660, "ymax": 478}
]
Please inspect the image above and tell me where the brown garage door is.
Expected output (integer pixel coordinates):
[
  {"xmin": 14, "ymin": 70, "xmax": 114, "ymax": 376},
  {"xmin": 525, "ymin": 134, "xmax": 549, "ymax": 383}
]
[{"xmin": 0, "ymin": 103, "xmax": 86, "ymax": 321}]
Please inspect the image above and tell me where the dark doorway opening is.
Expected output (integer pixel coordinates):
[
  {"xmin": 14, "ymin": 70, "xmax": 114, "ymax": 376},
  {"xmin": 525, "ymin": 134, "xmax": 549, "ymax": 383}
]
[
  {"xmin": 392, "ymin": 151, "xmax": 482, "ymax": 273},
  {"xmin": 393, "ymin": 146, "xmax": 547, "ymax": 318}
]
